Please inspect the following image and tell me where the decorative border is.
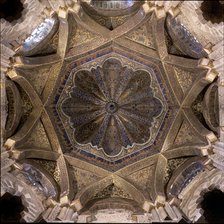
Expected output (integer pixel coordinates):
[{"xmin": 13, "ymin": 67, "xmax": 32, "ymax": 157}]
[{"xmin": 48, "ymin": 45, "xmax": 177, "ymax": 171}]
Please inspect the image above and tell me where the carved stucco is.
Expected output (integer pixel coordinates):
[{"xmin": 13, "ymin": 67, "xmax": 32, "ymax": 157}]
[
  {"xmin": 1, "ymin": 1, "xmax": 223, "ymax": 223},
  {"xmin": 59, "ymin": 57, "xmax": 165, "ymax": 158}
]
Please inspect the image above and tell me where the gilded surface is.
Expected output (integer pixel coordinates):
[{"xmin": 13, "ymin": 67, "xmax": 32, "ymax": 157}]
[
  {"xmin": 18, "ymin": 120, "xmax": 51, "ymax": 150},
  {"xmin": 5, "ymin": 88, "xmax": 14, "ymax": 130},
  {"xmin": 85, "ymin": 13, "xmax": 130, "ymax": 30},
  {"xmin": 17, "ymin": 85, "xmax": 33, "ymax": 128},
  {"xmin": 71, "ymin": 26, "xmax": 100, "ymax": 47},
  {"xmin": 126, "ymin": 23, "xmax": 155, "ymax": 49},
  {"xmin": 55, "ymin": 53, "xmax": 168, "ymax": 167},
  {"xmin": 164, "ymin": 157, "xmax": 189, "ymax": 185},
  {"xmin": 125, "ymin": 166, "xmax": 153, "ymax": 197},
  {"xmin": 73, "ymin": 167, "xmax": 101, "ymax": 192},
  {"xmin": 16, "ymin": 65, "xmax": 52, "ymax": 95},
  {"xmin": 173, "ymin": 67, "xmax": 194, "ymax": 94},
  {"xmin": 29, "ymin": 159, "xmax": 59, "ymax": 185},
  {"xmin": 174, "ymin": 120, "xmax": 205, "ymax": 147},
  {"xmin": 192, "ymin": 91, "xmax": 204, "ymax": 117},
  {"xmin": 60, "ymin": 58, "xmax": 163, "ymax": 157},
  {"xmin": 93, "ymin": 184, "xmax": 133, "ymax": 200},
  {"xmin": 3, "ymin": 3, "xmax": 217, "ymax": 212}
]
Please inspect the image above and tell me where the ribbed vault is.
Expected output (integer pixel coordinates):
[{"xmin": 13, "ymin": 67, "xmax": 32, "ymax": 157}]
[{"xmin": 1, "ymin": 1, "xmax": 223, "ymax": 223}]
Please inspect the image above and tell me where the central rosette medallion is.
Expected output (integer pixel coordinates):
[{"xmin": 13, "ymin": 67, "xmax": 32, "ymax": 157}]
[
  {"xmin": 105, "ymin": 101, "xmax": 118, "ymax": 113},
  {"xmin": 61, "ymin": 58, "xmax": 163, "ymax": 157}
]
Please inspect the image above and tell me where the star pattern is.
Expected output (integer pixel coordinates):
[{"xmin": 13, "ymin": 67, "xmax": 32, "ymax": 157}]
[{"xmin": 5, "ymin": 3, "xmax": 217, "ymax": 211}]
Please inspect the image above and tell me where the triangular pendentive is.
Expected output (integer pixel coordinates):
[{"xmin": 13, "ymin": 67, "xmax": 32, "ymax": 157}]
[
  {"xmin": 173, "ymin": 66, "xmax": 196, "ymax": 95},
  {"xmin": 125, "ymin": 166, "xmax": 153, "ymax": 194},
  {"xmin": 93, "ymin": 183, "xmax": 133, "ymax": 200},
  {"xmin": 173, "ymin": 119, "xmax": 205, "ymax": 147},
  {"xmin": 18, "ymin": 120, "xmax": 52, "ymax": 150},
  {"xmin": 70, "ymin": 26, "xmax": 102, "ymax": 47},
  {"xmin": 73, "ymin": 167, "xmax": 101, "ymax": 192},
  {"xmin": 16, "ymin": 65, "xmax": 51, "ymax": 95},
  {"xmin": 125, "ymin": 22, "xmax": 155, "ymax": 49}
]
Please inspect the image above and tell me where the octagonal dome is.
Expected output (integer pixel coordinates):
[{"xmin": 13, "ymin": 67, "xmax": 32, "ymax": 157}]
[
  {"xmin": 60, "ymin": 58, "xmax": 164, "ymax": 157},
  {"xmin": 53, "ymin": 49, "xmax": 170, "ymax": 170}
]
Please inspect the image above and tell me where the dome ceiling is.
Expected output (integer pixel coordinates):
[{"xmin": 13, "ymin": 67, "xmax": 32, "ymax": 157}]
[
  {"xmin": 3, "ymin": 1, "xmax": 220, "ymax": 218},
  {"xmin": 59, "ymin": 58, "xmax": 164, "ymax": 157},
  {"xmin": 81, "ymin": 0, "xmax": 143, "ymax": 30}
]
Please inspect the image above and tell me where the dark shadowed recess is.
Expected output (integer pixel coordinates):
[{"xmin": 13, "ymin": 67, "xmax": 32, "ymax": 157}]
[
  {"xmin": 200, "ymin": 1, "xmax": 224, "ymax": 24},
  {"xmin": 0, "ymin": 192, "xmax": 25, "ymax": 223},
  {"xmin": 200, "ymin": 188, "xmax": 224, "ymax": 223},
  {"xmin": 0, "ymin": 0, "xmax": 24, "ymax": 22}
]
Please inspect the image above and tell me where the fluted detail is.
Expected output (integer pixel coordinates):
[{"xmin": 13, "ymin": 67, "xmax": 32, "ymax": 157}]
[
  {"xmin": 61, "ymin": 58, "xmax": 164, "ymax": 157},
  {"xmin": 210, "ymin": 142, "xmax": 224, "ymax": 171},
  {"xmin": 42, "ymin": 203, "xmax": 78, "ymax": 222}
]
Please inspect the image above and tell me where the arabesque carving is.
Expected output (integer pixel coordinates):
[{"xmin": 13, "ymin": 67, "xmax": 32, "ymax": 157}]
[{"xmin": 1, "ymin": 1, "xmax": 223, "ymax": 223}]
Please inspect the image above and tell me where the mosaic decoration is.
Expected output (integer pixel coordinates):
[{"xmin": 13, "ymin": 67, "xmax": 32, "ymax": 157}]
[
  {"xmin": 3, "ymin": 3, "xmax": 215, "ymax": 218},
  {"xmin": 19, "ymin": 120, "xmax": 51, "ymax": 150},
  {"xmin": 70, "ymin": 26, "xmax": 100, "ymax": 47},
  {"xmin": 22, "ymin": 18, "xmax": 56, "ymax": 52},
  {"xmin": 60, "ymin": 58, "xmax": 163, "ymax": 157},
  {"xmin": 125, "ymin": 24, "xmax": 155, "ymax": 49},
  {"xmin": 173, "ymin": 67, "xmax": 194, "ymax": 94},
  {"xmin": 166, "ymin": 15, "xmax": 207, "ymax": 59},
  {"xmin": 87, "ymin": 14, "xmax": 130, "ymax": 30},
  {"xmin": 93, "ymin": 183, "xmax": 133, "ymax": 200},
  {"xmin": 16, "ymin": 85, "xmax": 33, "ymax": 129},
  {"xmin": 54, "ymin": 48, "xmax": 174, "ymax": 170},
  {"xmin": 164, "ymin": 157, "xmax": 189, "ymax": 185},
  {"xmin": 168, "ymin": 161, "xmax": 205, "ymax": 197}
]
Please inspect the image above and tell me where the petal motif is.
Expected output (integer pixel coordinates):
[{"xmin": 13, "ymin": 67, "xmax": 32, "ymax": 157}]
[
  {"xmin": 74, "ymin": 114, "xmax": 105, "ymax": 144},
  {"xmin": 70, "ymin": 87, "xmax": 104, "ymax": 106},
  {"xmin": 102, "ymin": 58, "xmax": 124, "ymax": 100},
  {"xmin": 93, "ymin": 67, "xmax": 110, "ymax": 100},
  {"xmin": 101, "ymin": 116, "xmax": 123, "ymax": 156},
  {"xmin": 113, "ymin": 67, "xmax": 134, "ymax": 102},
  {"xmin": 121, "ymin": 97, "xmax": 163, "ymax": 119},
  {"xmin": 118, "ymin": 70, "xmax": 151, "ymax": 105},
  {"xmin": 117, "ymin": 110, "xmax": 151, "ymax": 144},
  {"xmin": 91, "ymin": 114, "xmax": 110, "ymax": 147},
  {"xmin": 75, "ymin": 70, "xmax": 106, "ymax": 102},
  {"xmin": 62, "ymin": 59, "xmax": 163, "ymax": 157}
]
